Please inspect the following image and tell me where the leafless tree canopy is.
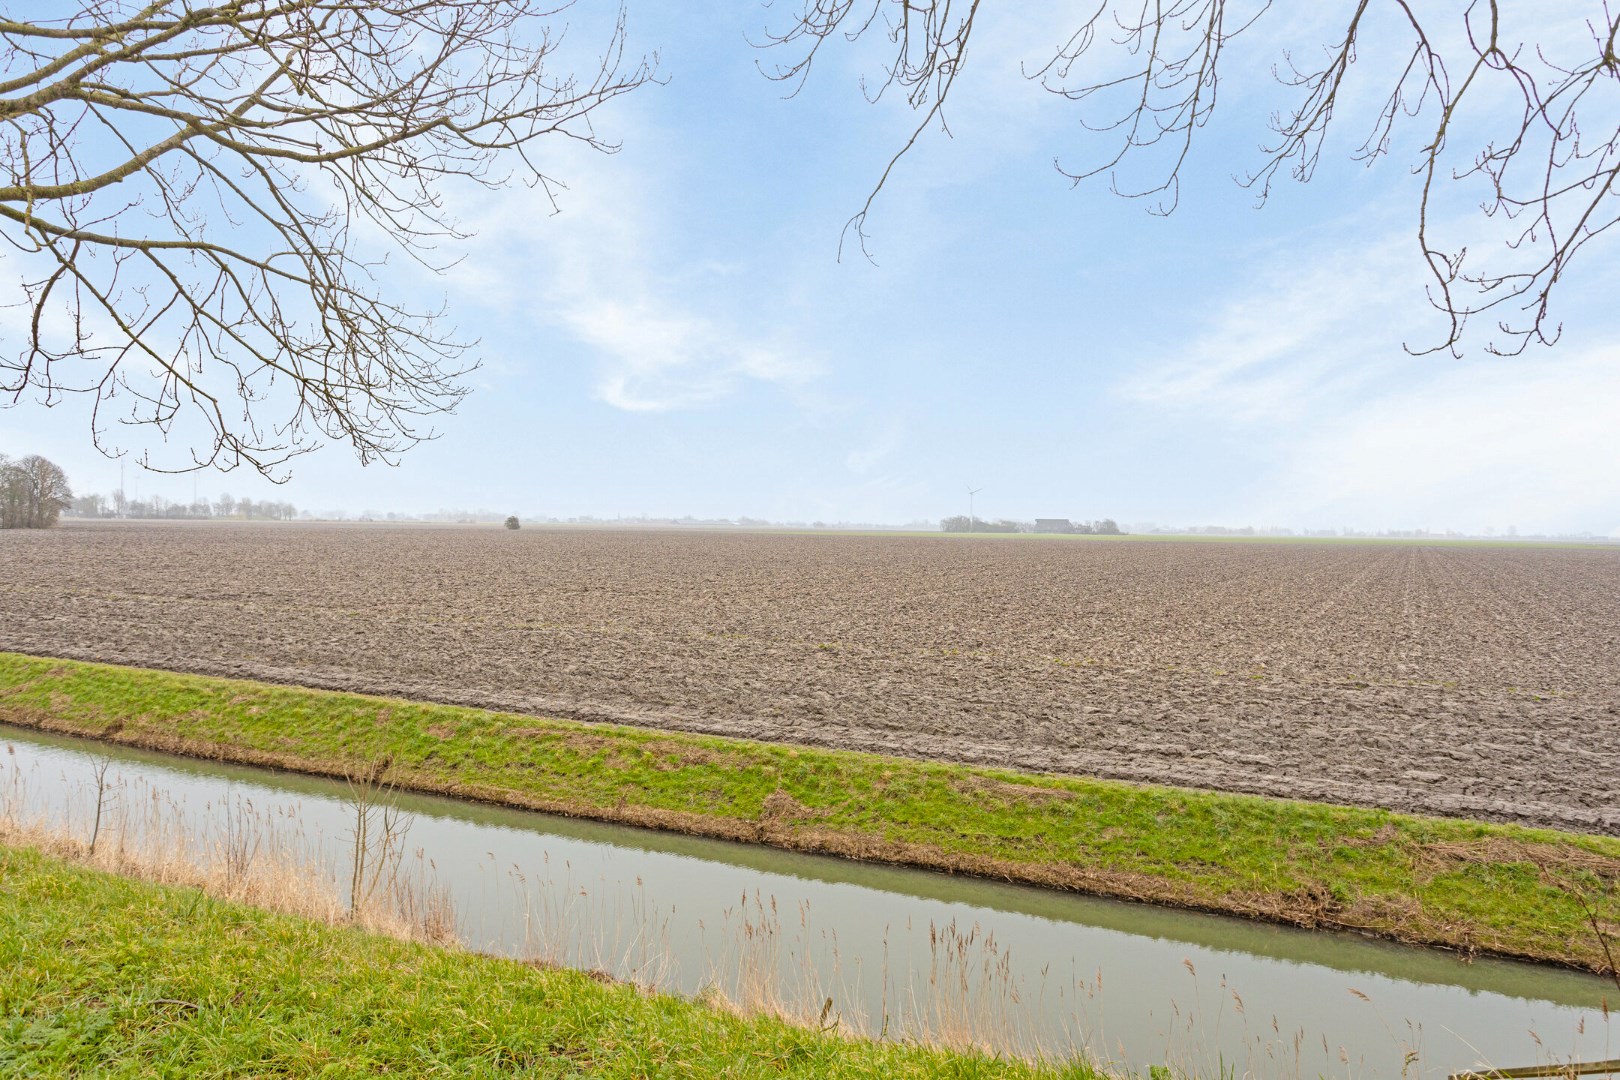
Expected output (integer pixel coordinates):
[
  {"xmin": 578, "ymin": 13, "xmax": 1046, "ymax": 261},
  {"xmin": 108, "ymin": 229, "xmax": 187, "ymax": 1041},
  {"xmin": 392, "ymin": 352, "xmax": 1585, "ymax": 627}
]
[
  {"xmin": 1, "ymin": 1, "xmax": 653, "ymax": 477},
  {"xmin": 0, "ymin": 451, "xmax": 73, "ymax": 526},
  {"xmin": 759, "ymin": 1, "xmax": 1620, "ymax": 355}
]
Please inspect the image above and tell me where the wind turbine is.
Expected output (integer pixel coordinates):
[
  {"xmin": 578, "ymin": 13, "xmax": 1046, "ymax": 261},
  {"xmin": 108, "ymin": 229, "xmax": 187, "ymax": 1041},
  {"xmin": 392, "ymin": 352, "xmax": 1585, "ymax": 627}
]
[{"xmin": 965, "ymin": 484, "xmax": 983, "ymax": 533}]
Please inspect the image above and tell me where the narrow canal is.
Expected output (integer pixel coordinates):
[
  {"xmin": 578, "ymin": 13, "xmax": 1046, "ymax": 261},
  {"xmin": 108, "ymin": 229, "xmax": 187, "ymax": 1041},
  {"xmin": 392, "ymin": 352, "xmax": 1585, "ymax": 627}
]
[{"xmin": 4, "ymin": 725, "xmax": 1613, "ymax": 1078}]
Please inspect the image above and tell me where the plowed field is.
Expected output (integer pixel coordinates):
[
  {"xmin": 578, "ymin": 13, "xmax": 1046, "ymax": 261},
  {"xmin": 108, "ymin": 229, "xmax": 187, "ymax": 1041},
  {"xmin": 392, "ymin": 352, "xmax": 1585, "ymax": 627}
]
[{"xmin": 3, "ymin": 522, "xmax": 1617, "ymax": 833}]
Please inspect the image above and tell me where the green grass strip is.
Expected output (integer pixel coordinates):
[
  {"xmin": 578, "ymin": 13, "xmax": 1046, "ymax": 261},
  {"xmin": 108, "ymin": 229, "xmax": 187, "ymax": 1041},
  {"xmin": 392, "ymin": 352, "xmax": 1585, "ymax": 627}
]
[
  {"xmin": 0, "ymin": 845, "xmax": 1098, "ymax": 1078},
  {"xmin": 2, "ymin": 651, "xmax": 1617, "ymax": 972}
]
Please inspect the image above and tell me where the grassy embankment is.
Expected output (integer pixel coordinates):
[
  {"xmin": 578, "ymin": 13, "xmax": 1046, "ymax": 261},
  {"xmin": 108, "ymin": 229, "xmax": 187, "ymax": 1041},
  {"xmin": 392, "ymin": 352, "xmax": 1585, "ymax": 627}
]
[
  {"xmin": 2, "ymin": 651, "xmax": 1617, "ymax": 973},
  {"xmin": 0, "ymin": 846, "xmax": 1098, "ymax": 1078}
]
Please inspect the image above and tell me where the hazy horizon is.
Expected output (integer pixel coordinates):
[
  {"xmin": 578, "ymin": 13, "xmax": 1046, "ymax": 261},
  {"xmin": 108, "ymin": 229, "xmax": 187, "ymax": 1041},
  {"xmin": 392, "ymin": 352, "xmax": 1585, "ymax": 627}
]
[{"xmin": 6, "ymin": 2, "xmax": 1617, "ymax": 538}]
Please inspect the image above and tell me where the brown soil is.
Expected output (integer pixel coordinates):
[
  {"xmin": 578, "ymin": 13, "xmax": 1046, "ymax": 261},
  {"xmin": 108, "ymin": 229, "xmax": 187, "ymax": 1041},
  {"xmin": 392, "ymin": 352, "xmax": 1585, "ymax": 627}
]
[{"xmin": 3, "ymin": 521, "xmax": 1618, "ymax": 834}]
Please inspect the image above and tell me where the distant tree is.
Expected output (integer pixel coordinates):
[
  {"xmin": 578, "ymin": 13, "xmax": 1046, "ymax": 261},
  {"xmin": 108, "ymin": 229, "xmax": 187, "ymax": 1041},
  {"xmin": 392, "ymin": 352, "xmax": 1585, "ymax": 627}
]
[
  {"xmin": 0, "ymin": 453, "xmax": 73, "ymax": 528},
  {"xmin": 71, "ymin": 490, "xmax": 299, "ymax": 520},
  {"xmin": 1092, "ymin": 519, "xmax": 1123, "ymax": 536},
  {"xmin": 504, "ymin": 516, "xmax": 522, "ymax": 530},
  {"xmin": 939, "ymin": 515, "xmax": 1020, "ymax": 534},
  {"xmin": 0, "ymin": 455, "xmax": 15, "ymax": 527}
]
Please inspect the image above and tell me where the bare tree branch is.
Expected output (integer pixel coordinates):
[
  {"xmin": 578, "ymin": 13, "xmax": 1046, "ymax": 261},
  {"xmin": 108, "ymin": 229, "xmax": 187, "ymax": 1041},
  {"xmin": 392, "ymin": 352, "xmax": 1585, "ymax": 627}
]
[
  {"xmin": 755, "ymin": 0, "xmax": 983, "ymax": 259},
  {"xmin": 1, "ymin": 1, "xmax": 656, "ymax": 478},
  {"xmin": 760, "ymin": 1, "xmax": 1620, "ymax": 355}
]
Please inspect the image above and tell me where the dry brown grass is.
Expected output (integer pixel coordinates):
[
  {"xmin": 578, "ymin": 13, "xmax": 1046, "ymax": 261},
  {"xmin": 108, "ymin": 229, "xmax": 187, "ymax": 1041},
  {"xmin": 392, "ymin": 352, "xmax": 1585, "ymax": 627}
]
[{"xmin": 0, "ymin": 760, "xmax": 455, "ymax": 945}]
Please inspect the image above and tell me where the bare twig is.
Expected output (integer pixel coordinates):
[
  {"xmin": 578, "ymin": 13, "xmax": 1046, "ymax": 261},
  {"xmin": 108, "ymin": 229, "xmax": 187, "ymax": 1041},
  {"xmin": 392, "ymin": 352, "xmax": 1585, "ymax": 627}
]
[
  {"xmin": 1571, "ymin": 882, "xmax": 1620, "ymax": 995},
  {"xmin": 2, "ymin": 2, "xmax": 657, "ymax": 478},
  {"xmin": 86, "ymin": 752, "xmax": 113, "ymax": 855},
  {"xmin": 758, "ymin": 1, "xmax": 1620, "ymax": 355},
  {"xmin": 346, "ymin": 756, "xmax": 409, "ymax": 918}
]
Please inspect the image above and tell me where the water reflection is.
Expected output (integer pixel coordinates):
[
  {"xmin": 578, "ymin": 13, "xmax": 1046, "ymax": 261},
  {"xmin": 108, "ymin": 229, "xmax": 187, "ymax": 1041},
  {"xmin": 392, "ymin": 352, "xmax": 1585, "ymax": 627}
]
[{"xmin": 3, "ymin": 725, "xmax": 1613, "ymax": 1078}]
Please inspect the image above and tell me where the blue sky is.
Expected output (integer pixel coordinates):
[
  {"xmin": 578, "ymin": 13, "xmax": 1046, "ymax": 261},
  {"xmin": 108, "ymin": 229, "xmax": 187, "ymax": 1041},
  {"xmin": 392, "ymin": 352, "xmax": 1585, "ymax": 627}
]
[{"xmin": 5, "ymin": 2, "xmax": 1618, "ymax": 534}]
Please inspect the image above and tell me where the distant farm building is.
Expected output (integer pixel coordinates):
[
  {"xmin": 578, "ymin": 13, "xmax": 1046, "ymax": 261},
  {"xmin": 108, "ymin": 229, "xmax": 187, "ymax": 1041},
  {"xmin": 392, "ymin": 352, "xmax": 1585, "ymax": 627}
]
[{"xmin": 1033, "ymin": 518, "xmax": 1074, "ymax": 534}]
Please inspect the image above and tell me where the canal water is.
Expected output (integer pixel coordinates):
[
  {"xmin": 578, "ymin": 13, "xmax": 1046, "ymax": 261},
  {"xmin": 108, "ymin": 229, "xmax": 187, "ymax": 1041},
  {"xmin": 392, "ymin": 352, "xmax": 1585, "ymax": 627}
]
[{"xmin": 3, "ymin": 725, "xmax": 1614, "ymax": 1078}]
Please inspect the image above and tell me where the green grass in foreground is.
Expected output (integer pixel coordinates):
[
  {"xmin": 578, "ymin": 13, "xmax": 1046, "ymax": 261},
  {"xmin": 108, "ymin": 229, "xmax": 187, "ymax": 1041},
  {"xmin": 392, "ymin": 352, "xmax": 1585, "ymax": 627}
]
[
  {"xmin": 2, "ymin": 652, "xmax": 1618, "ymax": 972},
  {"xmin": 0, "ymin": 846, "xmax": 1095, "ymax": 1078}
]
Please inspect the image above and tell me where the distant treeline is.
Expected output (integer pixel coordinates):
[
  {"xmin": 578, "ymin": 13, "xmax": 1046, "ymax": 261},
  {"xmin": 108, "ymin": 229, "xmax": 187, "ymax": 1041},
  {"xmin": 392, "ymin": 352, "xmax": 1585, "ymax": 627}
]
[
  {"xmin": 70, "ymin": 492, "xmax": 298, "ymax": 521},
  {"xmin": 940, "ymin": 516, "xmax": 1122, "ymax": 535}
]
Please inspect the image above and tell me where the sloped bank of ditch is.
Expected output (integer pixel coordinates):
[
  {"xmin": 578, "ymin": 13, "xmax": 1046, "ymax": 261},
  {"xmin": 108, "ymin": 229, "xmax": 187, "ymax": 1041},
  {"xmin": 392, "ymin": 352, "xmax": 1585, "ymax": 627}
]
[
  {"xmin": 1, "ymin": 650, "xmax": 1617, "ymax": 975},
  {"xmin": 0, "ymin": 846, "xmax": 1101, "ymax": 1078}
]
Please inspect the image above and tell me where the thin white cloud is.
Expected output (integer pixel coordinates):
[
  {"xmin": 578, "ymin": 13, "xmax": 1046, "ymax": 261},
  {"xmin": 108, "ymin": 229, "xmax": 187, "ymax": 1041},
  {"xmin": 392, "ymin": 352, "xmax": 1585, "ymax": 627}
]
[
  {"xmin": 1117, "ymin": 229, "xmax": 1417, "ymax": 423},
  {"xmin": 566, "ymin": 297, "xmax": 811, "ymax": 412},
  {"xmin": 844, "ymin": 421, "xmax": 904, "ymax": 475},
  {"xmin": 441, "ymin": 129, "xmax": 821, "ymax": 413},
  {"xmin": 1117, "ymin": 217, "xmax": 1620, "ymax": 534},
  {"xmin": 1250, "ymin": 348, "xmax": 1620, "ymax": 534}
]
